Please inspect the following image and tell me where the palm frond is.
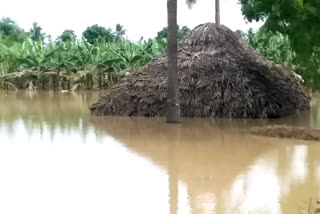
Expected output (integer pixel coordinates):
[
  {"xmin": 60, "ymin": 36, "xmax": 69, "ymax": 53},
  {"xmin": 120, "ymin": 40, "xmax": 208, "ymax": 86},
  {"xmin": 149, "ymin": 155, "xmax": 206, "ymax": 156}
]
[{"xmin": 186, "ymin": 0, "xmax": 197, "ymax": 8}]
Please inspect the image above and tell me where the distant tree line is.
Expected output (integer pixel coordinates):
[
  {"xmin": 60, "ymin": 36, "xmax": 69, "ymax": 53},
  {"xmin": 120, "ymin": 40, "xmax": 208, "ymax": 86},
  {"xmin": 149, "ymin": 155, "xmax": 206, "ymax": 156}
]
[
  {"xmin": 0, "ymin": 17, "xmax": 191, "ymax": 44},
  {"xmin": 0, "ymin": 17, "xmax": 191, "ymax": 91}
]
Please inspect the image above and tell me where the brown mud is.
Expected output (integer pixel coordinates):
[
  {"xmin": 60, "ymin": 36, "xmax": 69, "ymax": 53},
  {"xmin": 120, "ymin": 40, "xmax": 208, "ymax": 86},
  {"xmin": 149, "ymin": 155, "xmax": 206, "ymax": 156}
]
[{"xmin": 249, "ymin": 125, "xmax": 320, "ymax": 141}]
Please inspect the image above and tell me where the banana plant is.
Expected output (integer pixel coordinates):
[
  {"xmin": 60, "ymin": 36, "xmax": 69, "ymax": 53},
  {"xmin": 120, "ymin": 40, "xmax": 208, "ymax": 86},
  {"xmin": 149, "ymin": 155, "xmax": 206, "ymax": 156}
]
[
  {"xmin": 0, "ymin": 31, "xmax": 169, "ymax": 90},
  {"xmin": 97, "ymin": 58, "xmax": 123, "ymax": 89}
]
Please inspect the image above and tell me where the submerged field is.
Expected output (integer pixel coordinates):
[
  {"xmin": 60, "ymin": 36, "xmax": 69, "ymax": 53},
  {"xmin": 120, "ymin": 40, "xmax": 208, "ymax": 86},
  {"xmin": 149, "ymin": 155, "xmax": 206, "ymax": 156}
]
[
  {"xmin": 0, "ymin": 90, "xmax": 320, "ymax": 214},
  {"xmin": 1, "ymin": 18, "xmax": 320, "ymax": 92}
]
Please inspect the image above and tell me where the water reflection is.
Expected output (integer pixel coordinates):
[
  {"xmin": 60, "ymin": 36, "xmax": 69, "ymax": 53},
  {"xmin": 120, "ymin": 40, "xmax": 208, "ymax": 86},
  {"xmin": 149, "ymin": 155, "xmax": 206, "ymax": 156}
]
[
  {"xmin": 0, "ymin": 91, "xmax": 101, "ymax": 143},
  {"xmin": 92, "ymin": 117, "xmax": 320, "ymax": 214},
  {"xmin": 178, "ymin": 182, "xmax": 191, "ymax": 214},
  {"xmin": 230, "ymin": 156, "xmax": 281, "ymax": 214},
  {"xmin": 291, "ymin": 146, "xmax": 308, "ymax": 181},
  {"xmin": 0, "ymin": 91, "xmax": 320, "ymax": 214},
  {"xmin": 317, "ymin": 167, "xmax": 320, "ymax": 180}
]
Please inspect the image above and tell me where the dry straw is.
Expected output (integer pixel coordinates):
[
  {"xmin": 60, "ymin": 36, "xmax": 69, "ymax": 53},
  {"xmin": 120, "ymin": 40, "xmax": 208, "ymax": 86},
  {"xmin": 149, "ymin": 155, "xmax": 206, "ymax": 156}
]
[{"xmin": 90, "ymin": 23, "xmax": 310, "ymax": 118}]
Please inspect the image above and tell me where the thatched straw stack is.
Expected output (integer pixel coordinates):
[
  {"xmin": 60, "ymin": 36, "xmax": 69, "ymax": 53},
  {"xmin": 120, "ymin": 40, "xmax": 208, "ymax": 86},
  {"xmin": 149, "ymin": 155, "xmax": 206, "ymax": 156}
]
[{"xmin": 90, "ymin": 23, "xmax": 310, "ymax": 118}]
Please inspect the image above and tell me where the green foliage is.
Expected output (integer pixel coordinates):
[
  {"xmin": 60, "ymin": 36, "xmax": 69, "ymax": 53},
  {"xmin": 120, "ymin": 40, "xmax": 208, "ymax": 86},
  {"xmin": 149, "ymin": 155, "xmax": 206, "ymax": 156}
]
[
  {"xmin": 298, "ymin": 47, "xmax": 320, "ymax": 89},
  {"xmin": 0, "ymin": 17, "xmax": 27, "ymax": 42},
  {"xmin": 0, "ymin": 18, "xmax": 16, "ymax": 37},
  {"xmin": 240, "ymin": 0, "xmax": 320, "ymax": 55},
  {"xmin": 82, "ymin": 24, "xmax": 115, "ymax": 44},
  {"xmin": 57, "ymin": 30, "xmax": 76, "ymax": 42},
  {"xmin": 29, "ymin": 22, "xmax": 46, "ymax": 41},
  {"xmin": 114, "ymin": 24, "xmax": 126, "ymax": 42},
  {"xmin": 237, "ymin": 28, "xmax": 320, "ymax": 89},
  {"xmin": 241, "ymin": 29, "xmax": 295, "ymax": 66},
  {"xmin": 186, "ymin": 0, "xmax": 197, "ymax": 8},
  {"xmin": 239, "ymin": 0, "xmax": 320, "ymax": 81},
  {"xmin": 0, "ymin": 32, "xmax": 167, "ymax": 90},
  {"xmin": 0, "ymin": 17, "xmax": 170, "ymax": 90},
  {"xmin": 179, "ymin": 26, "xmax": 191, "ymax": 39},
  {"xmin": 155, "ymin": 25, "xmax": 191, "ymax": 40}
]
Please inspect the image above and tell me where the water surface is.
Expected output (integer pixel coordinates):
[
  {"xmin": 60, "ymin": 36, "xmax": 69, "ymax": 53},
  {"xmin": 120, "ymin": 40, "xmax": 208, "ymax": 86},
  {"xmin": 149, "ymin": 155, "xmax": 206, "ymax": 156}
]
[{"xmin": 0, "ymin": 91, "xmax": 320, "ymax": 214}]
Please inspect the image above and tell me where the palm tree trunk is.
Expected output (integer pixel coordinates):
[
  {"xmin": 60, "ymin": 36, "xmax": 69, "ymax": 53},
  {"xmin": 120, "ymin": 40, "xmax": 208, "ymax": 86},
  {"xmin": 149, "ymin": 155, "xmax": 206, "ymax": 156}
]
[
  {"xmin": 215, "ymin": 0, "xmax": 220, "ymax": 25},
  {"xmin": 167, "ymin": 0, "xmax": 181, "ymax": 123}
]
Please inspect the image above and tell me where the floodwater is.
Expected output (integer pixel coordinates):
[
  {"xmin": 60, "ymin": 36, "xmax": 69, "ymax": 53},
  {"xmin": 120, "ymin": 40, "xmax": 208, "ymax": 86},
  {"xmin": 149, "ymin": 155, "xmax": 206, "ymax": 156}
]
[{"xmin": 0, "ymin": 91, "xmax": 320, "ymax": 214}]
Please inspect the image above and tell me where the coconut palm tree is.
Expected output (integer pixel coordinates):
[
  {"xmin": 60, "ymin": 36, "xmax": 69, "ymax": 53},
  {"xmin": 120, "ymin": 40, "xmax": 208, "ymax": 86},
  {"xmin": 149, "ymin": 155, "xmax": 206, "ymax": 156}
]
[
  {"xmin": 114, "ymin": 24, "xmax": 126, "ymax": 42},
  {"xmin": 29, "ymin": 22, "xmax": 46, "ymax": 41},
  {"xmin": 166, "ymin": 0, "xmax": 179, "ymax": 123},
  {"xmin": 167, "ymin": 0, "xmax": 196, "ymax": 123},
  {"xmin": 186, "ymin": 0, "xmax": 197, "ymax": 6},
  {"xmin": 186, "ymin": 0, "xmax": 220, "ymax": 25},
  {"xmin": 215, "ymin": 0, "xmax": 220, "ymax": 25}
]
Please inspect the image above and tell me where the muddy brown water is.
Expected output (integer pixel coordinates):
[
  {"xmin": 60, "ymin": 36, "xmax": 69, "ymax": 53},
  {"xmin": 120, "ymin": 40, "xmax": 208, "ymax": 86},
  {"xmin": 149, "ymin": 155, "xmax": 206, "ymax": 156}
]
[{"xmin": 0, "ymin": 91, "xmax": 320, "ymax": 214}]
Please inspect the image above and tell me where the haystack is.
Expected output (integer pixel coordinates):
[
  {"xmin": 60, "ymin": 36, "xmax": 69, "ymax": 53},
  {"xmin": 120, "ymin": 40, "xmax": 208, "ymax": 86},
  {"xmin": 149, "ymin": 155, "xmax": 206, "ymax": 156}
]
[{"xmin": 90, "ymin": 23, "xmax": 310, "ymax": 118}]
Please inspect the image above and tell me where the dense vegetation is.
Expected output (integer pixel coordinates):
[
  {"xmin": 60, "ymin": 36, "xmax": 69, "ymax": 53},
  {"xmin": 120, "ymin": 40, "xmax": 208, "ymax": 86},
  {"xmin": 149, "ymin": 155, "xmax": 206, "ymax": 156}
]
[
  {"xmin": 1, "ymin": 12, "xmax": 320, "ymax": 90},
  {"xmin": 0, "ymin": 18, "xmax": 191, "ymax": 90},
  {"xmin": 240, "ymin": 0, "xmax": 320, "ymax": 89},
  {"xmin": 235, "ymin": 28, "xmax": 320, "ymax": 89}
]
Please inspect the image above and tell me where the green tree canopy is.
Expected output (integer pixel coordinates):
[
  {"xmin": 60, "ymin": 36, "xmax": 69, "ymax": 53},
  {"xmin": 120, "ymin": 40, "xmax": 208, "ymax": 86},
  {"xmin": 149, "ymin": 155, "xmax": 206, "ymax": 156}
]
[
  {"xmin": 0, "ymin": 17, "xmax": 27, "ymax": 42},
  {"xmin": 29, "ymin": 22, "xmax": 46, "ymax": 41},
  {"xmin": 240, "ymin": 0, "xmax": 320, "ymax": 61},
  {"xmin": 57, "ymin": 29, "xmax": 76, "ymax": 42},
  {"xmin": 82, "ymin": 24, "xmax": 115, "ymax": 44},
  {"xmin": 155, "ymin": 25, "xmax": 191, "ymax": 40}
]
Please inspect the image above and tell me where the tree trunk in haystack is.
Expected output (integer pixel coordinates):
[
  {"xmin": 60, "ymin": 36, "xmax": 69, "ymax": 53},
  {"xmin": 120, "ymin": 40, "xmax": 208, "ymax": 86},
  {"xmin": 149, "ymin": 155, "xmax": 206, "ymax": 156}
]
[
  {"xmin": 89, "ymin": 23, "xmax": 310, "ymax": 119},
  {"xmin": 167, "ymin": 0, "xmax": 181, "ymax": 123}
]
